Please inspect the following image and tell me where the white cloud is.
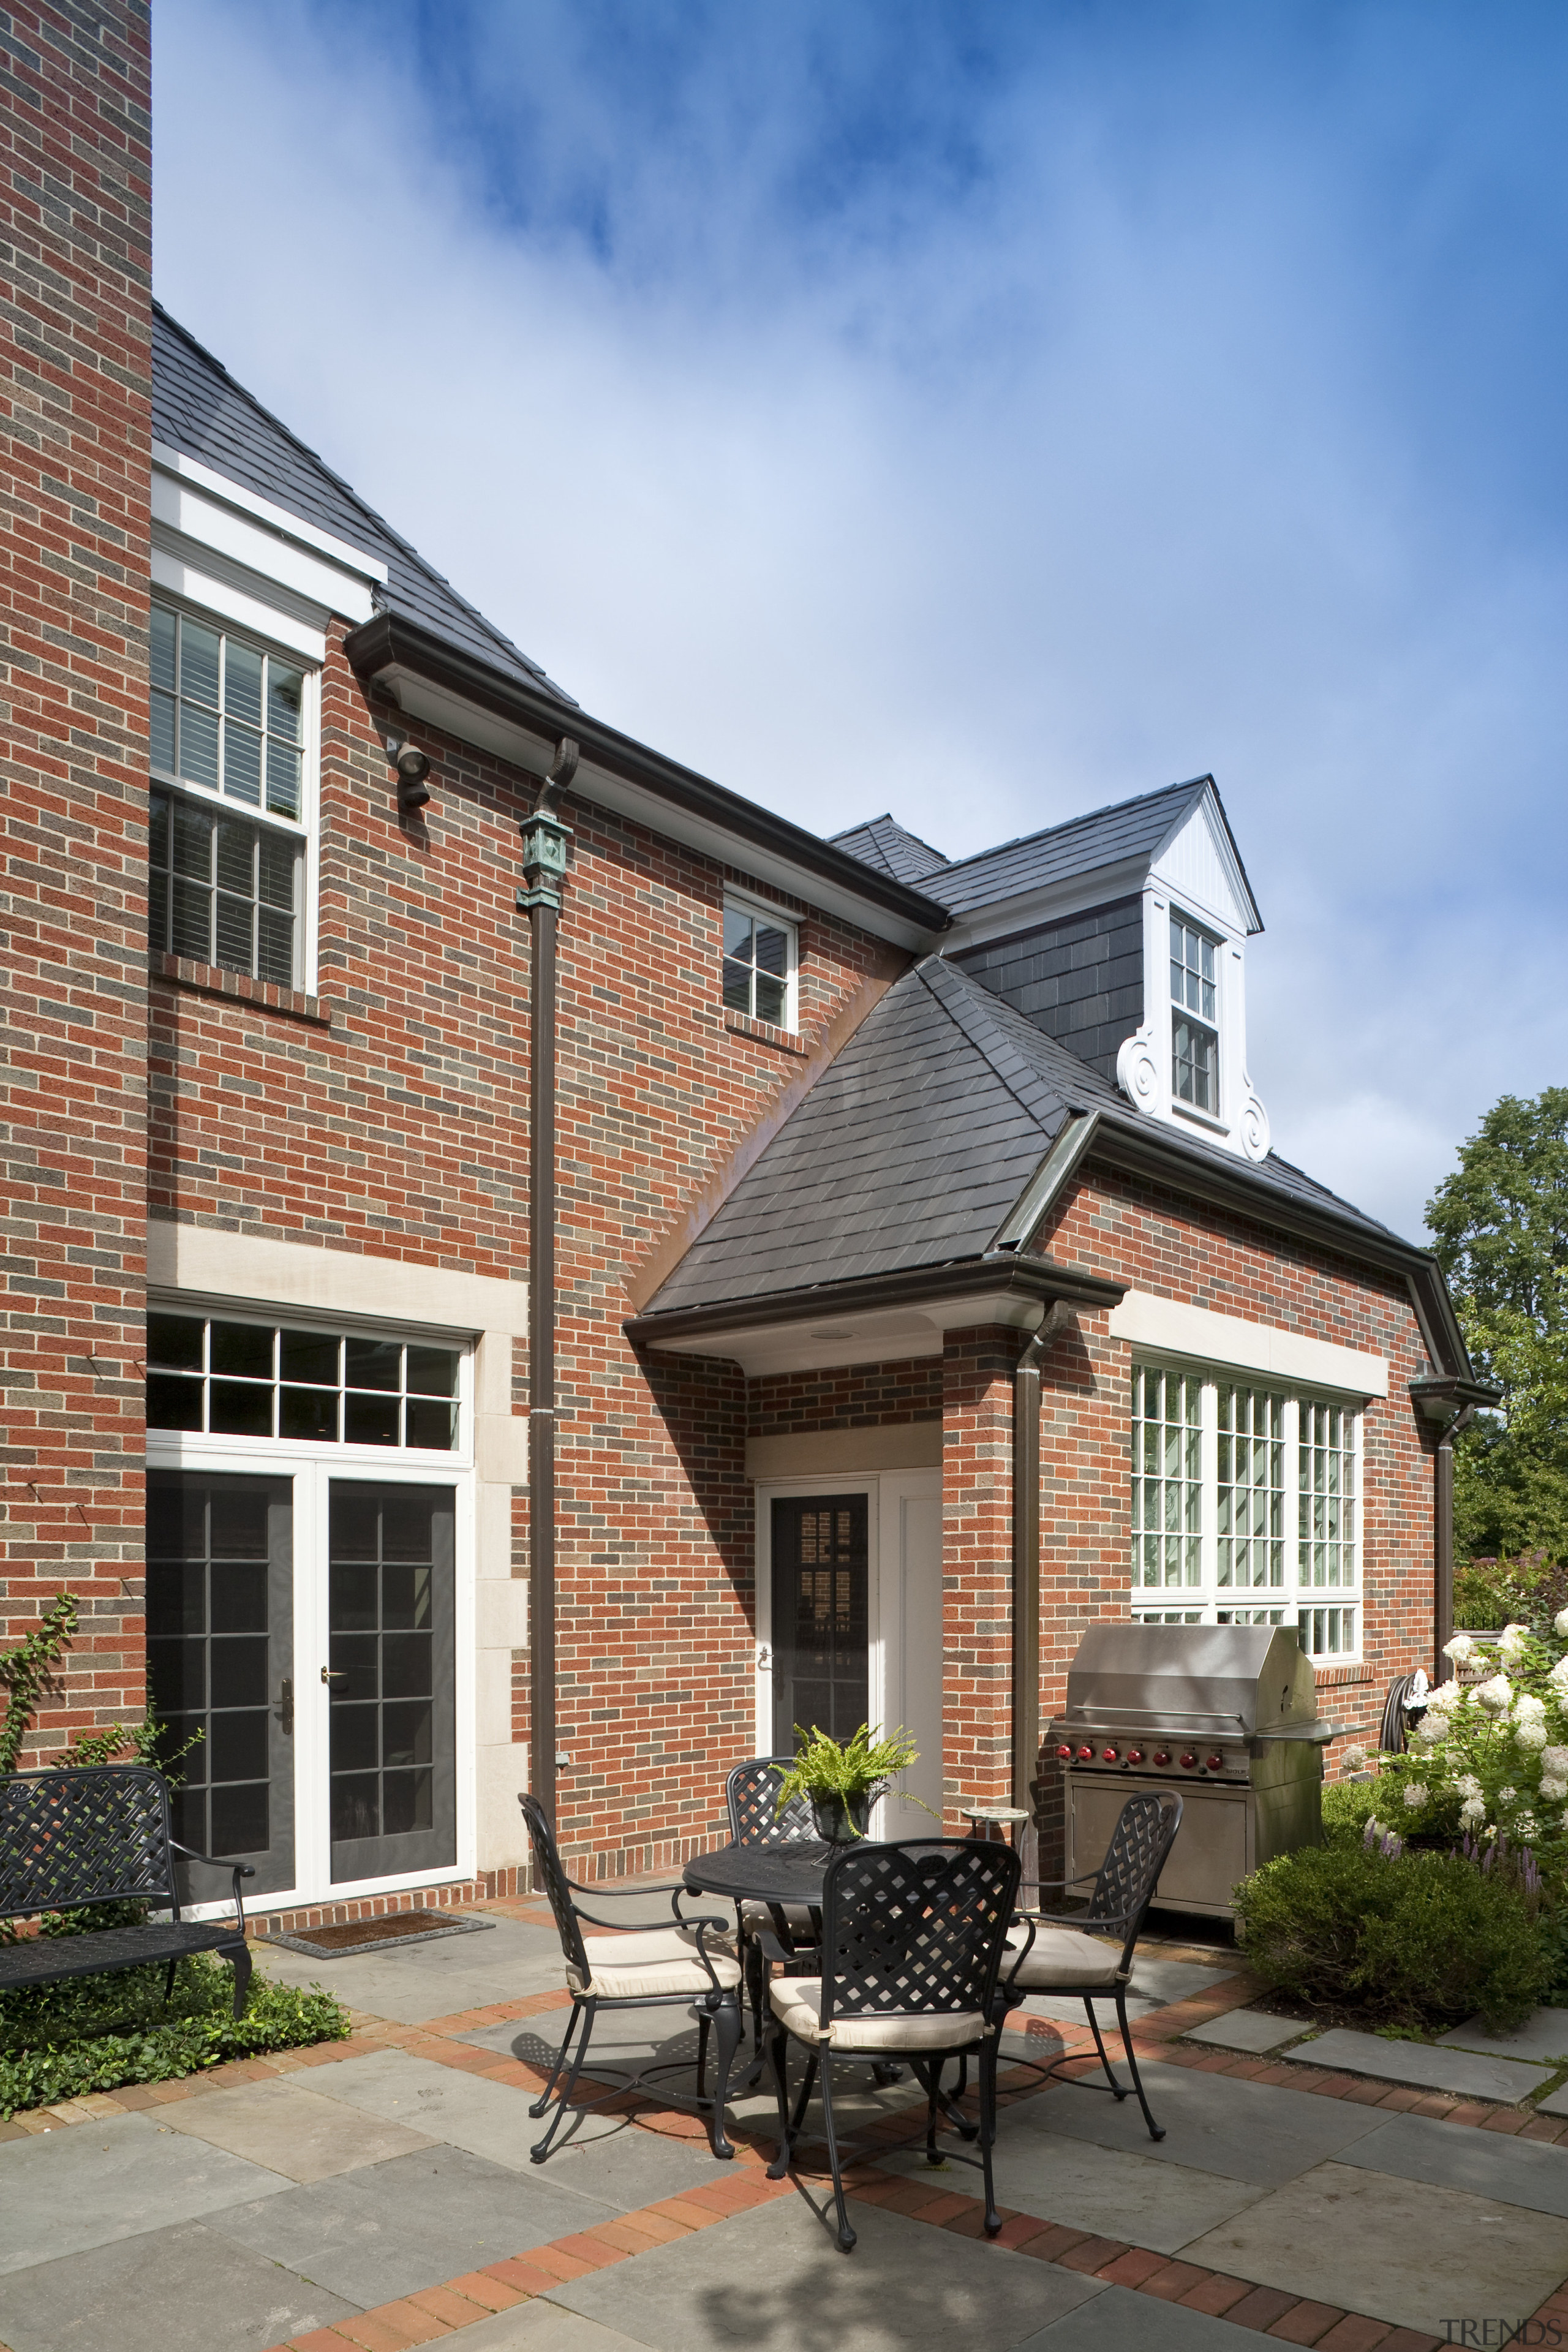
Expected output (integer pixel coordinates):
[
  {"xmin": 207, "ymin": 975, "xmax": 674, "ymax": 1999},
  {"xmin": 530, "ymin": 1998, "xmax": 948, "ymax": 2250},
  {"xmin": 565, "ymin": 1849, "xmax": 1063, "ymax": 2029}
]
[{"xmin": 154, "ymin": 1, "xmax": 1568, "ymax": 1242}]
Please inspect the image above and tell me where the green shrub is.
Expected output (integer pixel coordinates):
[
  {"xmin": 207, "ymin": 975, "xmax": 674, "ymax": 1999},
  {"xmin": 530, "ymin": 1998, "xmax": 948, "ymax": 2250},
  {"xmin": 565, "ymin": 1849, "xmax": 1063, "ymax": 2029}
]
[
  {"xmin": 0, "ymin": 1947, "xmax": 350, "ymax": 2117},
  {"xmin": 1235, "ymin": 1840, "xmax": 1548, "ymax": 2031},
  {"xmin": 1321, "ymin": 1780, "xmax": 1384, "ymax": 1845}
]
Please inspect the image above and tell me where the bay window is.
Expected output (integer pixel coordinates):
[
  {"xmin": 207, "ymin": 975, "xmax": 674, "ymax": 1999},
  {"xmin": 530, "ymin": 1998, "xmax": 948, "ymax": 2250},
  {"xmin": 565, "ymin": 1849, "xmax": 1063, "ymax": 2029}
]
[{"xmin": 1130, "ymin": 1362, "xmax": 1359, "ymax": 1659}]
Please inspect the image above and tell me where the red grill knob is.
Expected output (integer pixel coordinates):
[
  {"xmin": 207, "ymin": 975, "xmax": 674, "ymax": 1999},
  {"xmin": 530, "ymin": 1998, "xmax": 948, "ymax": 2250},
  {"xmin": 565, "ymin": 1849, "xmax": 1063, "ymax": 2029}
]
[
  {"xmin": 1180, "ymin": 1751, "xmax": 1199, "ymax": 1770},
  {"xmin": 1153, "ymin": 1749, "xmax": 1171, "ymax": 1766},
  {"xmin": 1055, "ymin": 1743, "xmax": 1072, "ymax": 1760},
  {"xmin": 1102, "ymin": 1746, "xmax": 1119, "ymax": 1762},
  {"xmin": 1206, "ymin": 1752, "xmax": 1225, "ymax": 1773},
  {"xmin": 1127, "ymin": 1748, "xmax": 1145, "ymax": 1764},
  {"xmin": 1076, "ymin": 1744, "xmax": 1095, "ymax": 1762}
]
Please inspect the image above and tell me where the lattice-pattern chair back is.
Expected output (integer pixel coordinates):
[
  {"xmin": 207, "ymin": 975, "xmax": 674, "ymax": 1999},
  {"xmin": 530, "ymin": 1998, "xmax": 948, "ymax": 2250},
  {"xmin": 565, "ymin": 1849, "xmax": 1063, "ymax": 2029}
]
[
  {"xmin": 726, "ymin": 1756, "xmax": 816, "ymax": 1848},
  {"xmin": 518, "ymin": 1792, "xmax": 590, "ymax": 1987},
  {"xmin": 1084, "ymin": 1792, "xmax": 1183, "ymax": 1967},
  {"xmin": 818, "ymin": 1837, "xmax": 1020, "ymax": 2030},
  {"xmin": 0, "ymin": 1767, "xmax": 179, "ymax": 1921}
]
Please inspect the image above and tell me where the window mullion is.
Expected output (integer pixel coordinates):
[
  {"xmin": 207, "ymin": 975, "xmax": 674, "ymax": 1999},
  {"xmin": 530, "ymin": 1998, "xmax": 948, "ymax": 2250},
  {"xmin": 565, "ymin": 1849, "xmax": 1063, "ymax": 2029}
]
[{"xmin": 1199, "ymin": 1377, "xmax": 1218, "ymax": 1618}]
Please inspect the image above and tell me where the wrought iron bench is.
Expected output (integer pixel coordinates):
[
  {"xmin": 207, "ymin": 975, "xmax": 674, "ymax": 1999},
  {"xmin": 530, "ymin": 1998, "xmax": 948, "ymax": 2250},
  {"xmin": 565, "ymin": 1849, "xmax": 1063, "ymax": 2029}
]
[{"xmin": 0, "ymin": 1765, "xmax": 254, "ymax": 2018}]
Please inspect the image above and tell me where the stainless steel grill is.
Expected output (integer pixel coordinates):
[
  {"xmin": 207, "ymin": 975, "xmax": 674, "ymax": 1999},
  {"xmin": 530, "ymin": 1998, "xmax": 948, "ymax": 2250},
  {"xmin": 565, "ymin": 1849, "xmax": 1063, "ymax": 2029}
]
[{"xmin": 1046, "ymin": 1623, "xmax": 1333, "ymax": 1918}]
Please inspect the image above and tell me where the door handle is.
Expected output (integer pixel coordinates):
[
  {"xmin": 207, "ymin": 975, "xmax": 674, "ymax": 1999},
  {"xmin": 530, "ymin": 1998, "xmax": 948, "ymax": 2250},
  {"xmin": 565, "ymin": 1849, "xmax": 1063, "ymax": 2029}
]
[
  {"xmin": 320, "ymin": 1666, "xmax": 346, "ymax": 1684},
  {"xmin": 277, "ymin": 1676, "xmax": 294, "ymax": 1733}
]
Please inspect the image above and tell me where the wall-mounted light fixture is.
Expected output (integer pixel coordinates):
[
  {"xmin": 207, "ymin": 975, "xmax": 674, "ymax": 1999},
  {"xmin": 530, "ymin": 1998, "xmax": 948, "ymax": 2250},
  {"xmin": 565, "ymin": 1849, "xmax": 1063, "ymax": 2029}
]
[{"xmin": 386, "ymin": 735, "xmax": 432, "ymax": 816}]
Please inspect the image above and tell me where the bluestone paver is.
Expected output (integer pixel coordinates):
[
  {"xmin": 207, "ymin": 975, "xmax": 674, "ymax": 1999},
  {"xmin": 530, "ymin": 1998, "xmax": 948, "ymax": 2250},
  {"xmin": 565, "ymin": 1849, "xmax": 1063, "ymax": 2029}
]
[
  {"xmin": 0, "ymin": 2108, "xmax": 292, "ymax": 2274},
  {"xmin": 1439, "ymin": 2008, "xmax": 1568, "ymax": 2065},
  {"xmin": 1183, "ymin": 2156, "xmax": 1568, "ymax": 2334},
  {"xmin": 0, "ymin": 2217, "xmax": 360, "ymax": 2352},
  {"xmin": 1289, "ymin": 2026, "xmax": 1554, "ymax": 2103},
  {"xmin": 1338, "ymin": 2107, "xmax": 1568, "ymax": 2214},
  {"xmin": 1184, "ymin": 2010, "xmax": 1310, "ymax": 2054},
  {"xmin": 1016, "ymin": 2057, "xmax": 1388, "ymax": 2185},
  {"xmin": 1019, "ymin": 2280, "xmax": 1271, "ymax": 2350},
  {"xmin": 158, "ymin": 2075, "xmax": 436, "ymax": 2181}
]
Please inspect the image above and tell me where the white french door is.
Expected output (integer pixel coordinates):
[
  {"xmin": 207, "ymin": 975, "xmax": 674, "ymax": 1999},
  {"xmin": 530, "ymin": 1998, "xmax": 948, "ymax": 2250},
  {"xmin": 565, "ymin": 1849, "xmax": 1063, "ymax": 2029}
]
[{"xmin": 144, "ymin": 1443, "xmax": 475, "ymax": 1917}]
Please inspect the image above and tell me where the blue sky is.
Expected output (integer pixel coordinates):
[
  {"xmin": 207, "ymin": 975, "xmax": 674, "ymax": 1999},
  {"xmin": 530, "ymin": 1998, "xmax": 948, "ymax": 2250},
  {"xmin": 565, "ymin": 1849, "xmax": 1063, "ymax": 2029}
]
[{"xmin": 156, "ymin": 2, "xmax": 1568, "ymax": 1242}]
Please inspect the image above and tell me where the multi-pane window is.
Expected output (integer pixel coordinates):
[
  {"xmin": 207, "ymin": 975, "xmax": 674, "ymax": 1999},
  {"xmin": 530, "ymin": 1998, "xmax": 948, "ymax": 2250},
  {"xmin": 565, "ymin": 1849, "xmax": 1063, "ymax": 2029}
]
[
  {"xmin": 1131, "ymin": 1366, "xmax": 1202, "ymax": 1591},
  {"xmin": 1170, "ymin": 913, "xmax": 1218, "ymax": 1114},
  {"xmin": 1130, "ymin": 1366, "xmax": 1359, "ymax": 1659},
  {"xmin": 151, "ymin": 604, "xmax": 305, "ymax": 818},
  {"xmin": 1216, "ymin": 1385, "xmax": 1284, "ymax": 1590},
  {"xmin": 147, "ymin": 1316, "xmax": 461, "ymax": 1452},
  {"xmin": 148, "ymin": 600, "xmax": 311, "ymax": 986},
  {"xmin": 723, "ymin": 895, "xmax": 796, "ymax": 1027},
  {"xmin": 149, "ymin": 790, "xmax": 300, "ymax": 985}
]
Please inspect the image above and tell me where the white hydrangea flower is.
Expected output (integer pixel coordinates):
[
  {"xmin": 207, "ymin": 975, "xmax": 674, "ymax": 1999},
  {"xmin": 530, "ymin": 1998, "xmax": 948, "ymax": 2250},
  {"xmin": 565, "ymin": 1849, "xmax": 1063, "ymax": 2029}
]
[
  {"xmin": 1515, "ymin": 1692, "xmax": 1548, "ymax": 1721},
  {"xmin": 1515, "ymin": 1719, "xmax": 1548, "ymax": 1751},
  {"xmin": 1411, "ymin": 1716, "xmax": 1443, "ymax": 1746},
  {"xmin": 1539, "ymin": 1776, "xmax": 1568, "ymax": 1803},
  {"xmin": 1542, "ymin": 1746, "xmax": 1568, "ymax": 1777},
  {"xmin": 1555, "ymin": 1605, "xmax": 1568, "ymax": 1639},
  {"xmin": 1455, "ymin": 1773, "xmax": 1483, "ymax": 1800},
  {"xmin": 1549, "ymin": 1656, "xmax": 1568, "ymax": 1697},
  {"xmin": 1460, "ymin": 1795, "xmax": 1487, "ymax": 1829},
  {"xmin": 1476, "ymin": 1675, "xmax": 1514, "ymax": 1713},
  {"xmin": 1444, "ymin": 1634, "xmax": 1477, "ymax": 1664},
  {"xmin": 1498, "ymin": 1785, "xmax": 1518, "ymax": 1805},
  {"xmin": 1499, "ymin": 1623, "xmax": 1531, "ymax": 1667},
  {"xmin": 1402, "ymin": 1782, "xmax": 1428, "ymax": 1809},
  {"xmin": 1339, "ymin": 1744, "xmax": 1368, "ymax": 1772},
  {"xmin": 1516, "ymin": 1812, "xmax": 1539, "ymax": 1841}
]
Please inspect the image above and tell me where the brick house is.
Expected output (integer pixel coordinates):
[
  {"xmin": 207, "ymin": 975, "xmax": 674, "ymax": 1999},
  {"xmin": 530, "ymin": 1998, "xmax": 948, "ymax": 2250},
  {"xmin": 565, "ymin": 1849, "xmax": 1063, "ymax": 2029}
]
[{"xmin": 3, "ymin": 2, "xmax": 1490, "ymax": 1927}]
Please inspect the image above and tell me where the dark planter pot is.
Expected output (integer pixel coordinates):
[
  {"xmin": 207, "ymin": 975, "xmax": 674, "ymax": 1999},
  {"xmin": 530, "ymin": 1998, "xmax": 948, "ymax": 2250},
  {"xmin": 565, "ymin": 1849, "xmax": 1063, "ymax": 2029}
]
[{"xmin": 810, "ymin": 1789, "xmax": 876, "ymax": 1844}]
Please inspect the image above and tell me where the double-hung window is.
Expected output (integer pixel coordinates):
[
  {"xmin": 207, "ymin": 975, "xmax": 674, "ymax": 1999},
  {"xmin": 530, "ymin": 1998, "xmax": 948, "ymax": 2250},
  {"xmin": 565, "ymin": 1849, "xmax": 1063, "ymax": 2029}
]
[
  {"xmin": 1130, "ymin": 1363, "xmax": 1359, "ymax": 1659},
  {"xmin": 148, "ymin": 601, "xmax": 312, "ymax": 989},
  {"xmin": 722, "ymin": 893, "xmax": 797, "ymax": 1028},
  {"xmin": 1170, "ymin": 913, "xmax": 1218, "ymax": 1114}
]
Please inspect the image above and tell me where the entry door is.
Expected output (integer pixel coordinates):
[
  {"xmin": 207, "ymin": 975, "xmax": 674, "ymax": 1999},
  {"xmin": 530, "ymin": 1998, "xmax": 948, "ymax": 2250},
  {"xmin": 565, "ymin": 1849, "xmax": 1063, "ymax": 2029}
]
[
  {"xmin": 146, "ymin": 1471, "xmax": 295, "ymax": 1900},
  {"xmin": 328, "ymin": 1480, "xmax": 456, "ymax": 1882},
  {"xmin": 771, "ymin": 1494, "xmax": 869, "ymax": 1752}
]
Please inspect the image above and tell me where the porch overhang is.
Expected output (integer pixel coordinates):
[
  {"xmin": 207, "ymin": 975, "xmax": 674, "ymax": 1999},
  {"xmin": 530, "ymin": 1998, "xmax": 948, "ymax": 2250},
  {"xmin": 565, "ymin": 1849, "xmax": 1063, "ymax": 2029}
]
[{"xmin": 624, "ymin": 1255, "xmax": 1125, "ymax": 1378}]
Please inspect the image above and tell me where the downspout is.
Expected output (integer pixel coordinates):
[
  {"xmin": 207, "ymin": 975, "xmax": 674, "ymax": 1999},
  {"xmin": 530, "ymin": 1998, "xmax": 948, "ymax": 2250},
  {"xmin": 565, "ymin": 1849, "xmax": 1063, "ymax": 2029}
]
[
  {"xmin": 1433, "ymin": 1401, "xmax": 1479, "ymax": 1684},
  {"xmin": 1012, "ymin": 1300, "xmax": 1076, "ymax": 1839},
  {"xmin": 519, "ymin": 738, "xmax": 578, "ymax": 1835}
]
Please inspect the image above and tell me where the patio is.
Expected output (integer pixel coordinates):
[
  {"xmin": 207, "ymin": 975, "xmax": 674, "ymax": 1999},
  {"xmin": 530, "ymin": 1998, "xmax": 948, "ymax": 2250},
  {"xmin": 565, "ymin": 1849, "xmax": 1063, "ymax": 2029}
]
[{"xmin": 4, "ymin": 1896, "xmax": 1567, "ymax": 2352}]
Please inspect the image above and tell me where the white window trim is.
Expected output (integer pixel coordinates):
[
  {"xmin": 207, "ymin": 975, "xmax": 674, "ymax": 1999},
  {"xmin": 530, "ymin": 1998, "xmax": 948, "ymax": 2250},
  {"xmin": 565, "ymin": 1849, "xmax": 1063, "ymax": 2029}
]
[
  {"xmin": 723, "ymin": 884, "xmax": 799, "ymax": 1031},
  {"xmin": 1169, "ymin": 905, "xmax": 1222, "ymax": 1120},
  {"xmin": 150, "ymin": 594, "xmax": 321, "ymax": 995},
  {"xmin": 1130, "ymin": 1356, "xmax": 1362, "ymax": 1662}
]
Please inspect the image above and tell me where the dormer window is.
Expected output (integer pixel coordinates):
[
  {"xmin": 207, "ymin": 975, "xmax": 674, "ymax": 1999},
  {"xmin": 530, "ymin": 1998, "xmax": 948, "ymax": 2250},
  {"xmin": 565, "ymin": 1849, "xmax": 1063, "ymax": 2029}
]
[{"xmin": 1170, "ymin": 913, "xmax": 1218, "ymax": 1114}]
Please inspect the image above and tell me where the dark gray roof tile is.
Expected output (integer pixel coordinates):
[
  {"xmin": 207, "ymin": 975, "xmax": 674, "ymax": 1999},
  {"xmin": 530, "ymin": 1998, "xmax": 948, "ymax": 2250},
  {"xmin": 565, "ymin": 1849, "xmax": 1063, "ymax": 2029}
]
[
  {"xmin": 827, "ymin": 813, "xmax": 951, "ymax": 886},
  {"xmin": 153, "ymin": 306, "xmax": 576, "ymax": 706}
]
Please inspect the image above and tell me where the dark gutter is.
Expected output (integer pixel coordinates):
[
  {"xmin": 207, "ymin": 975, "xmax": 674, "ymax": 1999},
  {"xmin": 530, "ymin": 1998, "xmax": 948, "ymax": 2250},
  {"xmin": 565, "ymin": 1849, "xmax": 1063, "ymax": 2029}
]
[
  {"xmin": 624, "ymin": 1254, "xmax": 1125, "ymax": 1353},
  {"xmin": 1088, "ymin": 1113, "xmax": 1476, "ymax": 1379},
  {"xmin": 345, "ymin": 611, "xmax": 952, "ymax": 937}
]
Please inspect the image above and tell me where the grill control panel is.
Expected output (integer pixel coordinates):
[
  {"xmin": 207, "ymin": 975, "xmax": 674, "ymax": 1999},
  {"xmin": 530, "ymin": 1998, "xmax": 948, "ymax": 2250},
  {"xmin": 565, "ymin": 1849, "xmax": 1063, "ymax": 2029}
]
[{"xmin": 1052, "ymin": 1735, "xmax": 1238, "ymax": 1779}]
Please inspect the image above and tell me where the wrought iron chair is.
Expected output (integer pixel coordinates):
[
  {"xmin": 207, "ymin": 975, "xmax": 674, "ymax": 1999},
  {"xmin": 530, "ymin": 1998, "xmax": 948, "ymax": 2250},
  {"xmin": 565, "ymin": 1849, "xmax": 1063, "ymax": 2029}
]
[
  {"xmin": 762, "ymin": 1836, "xmax": 1022, "ymax": 2252},
  {"xmin": 997, "ymin": 1789, "xmax": 1183, "ymax": 2141},
  {"xmin": 518, "ymin": 1792, "xmax": 745, "ymax": 2162},
  {"xmin": 725, "ymin": 1754, "xmax": 821, "ymax": 2045}
]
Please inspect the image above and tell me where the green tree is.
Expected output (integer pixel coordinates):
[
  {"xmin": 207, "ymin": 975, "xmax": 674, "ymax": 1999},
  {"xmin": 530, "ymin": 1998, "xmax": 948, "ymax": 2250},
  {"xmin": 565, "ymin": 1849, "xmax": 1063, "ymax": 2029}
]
[{"xmin": 1427, "ymin": 1088, "xmax": 1568, "ymax": 1562}]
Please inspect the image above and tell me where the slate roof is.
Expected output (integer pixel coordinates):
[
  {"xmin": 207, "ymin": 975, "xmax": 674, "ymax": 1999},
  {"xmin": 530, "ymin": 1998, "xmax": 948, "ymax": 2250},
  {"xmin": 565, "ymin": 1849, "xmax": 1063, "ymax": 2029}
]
[
  {"xmin": 827, "ymin": 813, "xmax": 951, "ymax": 886},
  {"xmin": 153, "ymin": 305, "xmax": 576, "ymax": 706},
  {"xmin": 928, "ymin": 778, "xmax": 1210, "ymax": 917},
  {"xmin": 643, "ymin": 956, "xmax": 1405, "ymax": 1317}
]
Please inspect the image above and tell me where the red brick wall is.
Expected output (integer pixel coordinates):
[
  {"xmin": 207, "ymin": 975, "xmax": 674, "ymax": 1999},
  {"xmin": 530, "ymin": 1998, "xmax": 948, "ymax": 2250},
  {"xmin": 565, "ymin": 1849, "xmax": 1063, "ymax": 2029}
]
[
  {"xmin": 0, "ymin": 3, "xmax": 152, "ymax": 1759},
  {"xmin": 1033, "ymin": 1159, "xmax": 1436, "ymax": 1782},
  {"xmin": 748, "ymin": 1359, "xmax": 942, "ymax": 1436},
  {"xmin": 941, "ymin": 1327, "xmax": 1017, "ymax": 1826}
]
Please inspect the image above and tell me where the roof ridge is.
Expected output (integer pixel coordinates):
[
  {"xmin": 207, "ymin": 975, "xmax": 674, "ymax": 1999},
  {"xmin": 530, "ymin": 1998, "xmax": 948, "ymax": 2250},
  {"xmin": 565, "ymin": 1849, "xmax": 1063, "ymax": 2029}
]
[
  {"xmin": 153, "ymin": 304, "xmax": 576, "ymax": 704},
  {"xmin": 914, "ymin": 957, "xmax": 1082, "ymax": 1140},
  {"xmin": 936, "ymin": 776, "xmax": 1208, "ymax": 881}
]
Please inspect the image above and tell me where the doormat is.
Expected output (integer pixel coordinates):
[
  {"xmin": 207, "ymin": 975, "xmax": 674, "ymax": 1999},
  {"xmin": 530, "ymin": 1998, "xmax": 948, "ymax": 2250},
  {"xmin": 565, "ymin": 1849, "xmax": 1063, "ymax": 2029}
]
[{"xmin": 258, "ymin": 1909, "xmax": 497, "ymax": 1960}]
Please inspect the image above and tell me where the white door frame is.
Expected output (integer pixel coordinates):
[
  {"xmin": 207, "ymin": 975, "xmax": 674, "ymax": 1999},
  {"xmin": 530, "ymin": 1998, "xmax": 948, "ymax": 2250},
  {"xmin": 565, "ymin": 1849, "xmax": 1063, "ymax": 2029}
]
[
  {"xmin": 753, "ymin": 1469, "xmax": 943, "ymax": 1830},
  {"xmin": 144, "ymin": 1434, "xmax": 477, "ymax": 1918}
]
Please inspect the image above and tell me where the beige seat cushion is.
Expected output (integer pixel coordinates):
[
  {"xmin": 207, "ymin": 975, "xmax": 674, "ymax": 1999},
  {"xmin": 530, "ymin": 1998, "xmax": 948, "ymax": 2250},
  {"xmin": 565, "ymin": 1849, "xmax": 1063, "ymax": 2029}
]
[
  {"xmin": 739, "ymin": 1899, "xmax": 818, "ymax": 1941},
  {"xmin": 568, "ymin": 1925, "xmax": 741, "ymax": 2000},
  {"xmin": 1001, "ymin": 1922, "xmax": 1125, "ymax": 1990},
  {"xmin": 769, "ymin": 1975, "xmax": 987, "ymax": 2053}
]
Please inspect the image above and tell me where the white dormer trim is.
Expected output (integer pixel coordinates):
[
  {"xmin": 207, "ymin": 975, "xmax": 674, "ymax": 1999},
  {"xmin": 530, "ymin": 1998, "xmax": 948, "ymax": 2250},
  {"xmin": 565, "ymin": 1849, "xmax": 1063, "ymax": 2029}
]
[
  {"xmin": 1115, "ymin": 789, "xmax": 1270, "ymax": 1163},
  {"xmin": 152, "ymin": 443, "xmax": 388, "ymax": 582},
  {"xmin": 150, "ymin": 447, "xmax": 387, "ymax": 656}
]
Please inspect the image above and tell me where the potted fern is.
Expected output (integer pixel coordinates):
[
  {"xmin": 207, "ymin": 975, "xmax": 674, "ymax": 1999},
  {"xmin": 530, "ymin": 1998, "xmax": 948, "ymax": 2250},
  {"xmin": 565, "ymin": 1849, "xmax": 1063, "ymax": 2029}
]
[{"xmin": 776, "ymin": 1722, "xmax": 938, "ymax": 1843}]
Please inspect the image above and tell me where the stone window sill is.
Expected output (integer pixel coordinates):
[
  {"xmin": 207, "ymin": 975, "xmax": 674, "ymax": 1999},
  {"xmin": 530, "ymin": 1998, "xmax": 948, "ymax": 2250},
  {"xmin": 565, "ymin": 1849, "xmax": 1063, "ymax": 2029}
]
[
  {"xmin": 723, "ymin": 1010, "xmax": 808, "ymax": 1056},
  {"xmin": 150, "ymin": 954, "xmax": 333, "ymax": 1027}
]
